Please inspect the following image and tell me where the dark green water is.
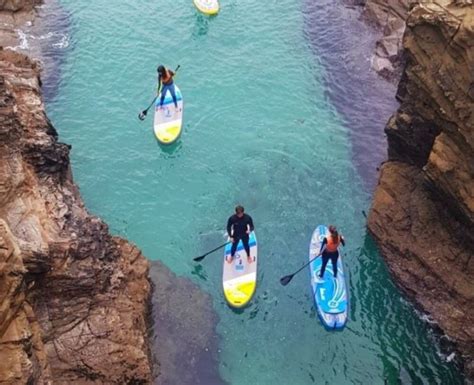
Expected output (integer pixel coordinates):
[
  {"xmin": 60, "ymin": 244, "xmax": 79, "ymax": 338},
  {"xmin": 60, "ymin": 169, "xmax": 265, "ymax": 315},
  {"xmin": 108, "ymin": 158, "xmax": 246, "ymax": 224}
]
[{"xmin": 41, "ymin": 0, "xmax": 463, "ymax": 383}]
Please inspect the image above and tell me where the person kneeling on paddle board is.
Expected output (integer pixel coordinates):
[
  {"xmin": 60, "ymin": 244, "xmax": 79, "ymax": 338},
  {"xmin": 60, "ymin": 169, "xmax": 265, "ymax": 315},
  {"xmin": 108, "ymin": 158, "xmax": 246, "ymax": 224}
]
[
  {"xmin": 315, "ymin": 225, "xmax": 345, "ymax": 282},
  {"xmin": 157, "ymin": 65, "xmax": 179, "ymax": 112},
  {"xmin": 226, "ymin": 205, "xmax": 254, "ymax": 264}
]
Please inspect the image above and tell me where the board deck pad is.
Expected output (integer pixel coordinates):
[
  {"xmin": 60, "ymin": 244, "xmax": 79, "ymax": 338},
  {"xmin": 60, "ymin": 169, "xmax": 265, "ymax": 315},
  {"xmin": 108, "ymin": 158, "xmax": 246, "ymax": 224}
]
[
  {"xmin": 153, "ymin": 85, "xmax": 183, "ymax": 145},
  {"xmin": 193, "ymin": 0, "xmax": 219, "ymax": 15},
  {"xmin": 223, "ymin": 232, "xmax": 257, "ymax": 308},
  {"xmin": 309, "ymin": 225, "xmax": 348, "ymax": 329}
]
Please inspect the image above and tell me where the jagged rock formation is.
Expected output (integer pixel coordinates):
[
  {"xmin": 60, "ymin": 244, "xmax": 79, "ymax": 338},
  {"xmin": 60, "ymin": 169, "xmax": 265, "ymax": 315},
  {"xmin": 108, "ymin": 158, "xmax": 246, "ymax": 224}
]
[
  {"xmin": 0, "ymin": 48, "xmax": 153, "ymax": 384},
  {"xmin": 0, "ymin": 0, "xmax": 40, "ymax": 12},
  {"xmin": 359, "ymin": 0, "xmax": 416, "ymax": 80},
  {"xmin": 367, "ymin": 1, "xmax": 474, "ymax": 380}
]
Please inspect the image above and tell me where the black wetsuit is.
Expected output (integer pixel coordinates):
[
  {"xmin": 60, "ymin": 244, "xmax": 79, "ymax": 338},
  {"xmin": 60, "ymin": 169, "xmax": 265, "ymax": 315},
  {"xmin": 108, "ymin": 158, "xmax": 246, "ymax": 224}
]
[
  {"xmin": 319, "ymin": 236, "xmax": 345, "ymax": 278},
  {"xmin": 227, "ymin": 214, "xmax": 255, "ymax": 257}
]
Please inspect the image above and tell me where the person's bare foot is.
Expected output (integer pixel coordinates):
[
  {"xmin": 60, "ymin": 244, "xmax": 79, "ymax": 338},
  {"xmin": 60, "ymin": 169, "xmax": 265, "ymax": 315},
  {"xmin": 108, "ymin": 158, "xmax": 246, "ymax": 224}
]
[
  {"xmin": 226, "ymin": 256, "xmax": 233, "ymax": 264},
  {"xmin": 247, "ymin": 256, "xmax": 253, "ymax": 264}
]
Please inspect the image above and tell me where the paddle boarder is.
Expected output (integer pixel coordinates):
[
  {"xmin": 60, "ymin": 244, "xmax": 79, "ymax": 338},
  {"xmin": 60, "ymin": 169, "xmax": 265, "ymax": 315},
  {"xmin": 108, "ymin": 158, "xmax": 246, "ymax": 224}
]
[
  {"xmin": 157, "ymin": 65, "xmax": 179, "ymax": 111},
  {"xmin": 226, "ymin": 205, "xmax": 254, "ymax": 264},
  {"xmin": 315, "ymin": 225, "xmax": 345, "ymax": 282}
]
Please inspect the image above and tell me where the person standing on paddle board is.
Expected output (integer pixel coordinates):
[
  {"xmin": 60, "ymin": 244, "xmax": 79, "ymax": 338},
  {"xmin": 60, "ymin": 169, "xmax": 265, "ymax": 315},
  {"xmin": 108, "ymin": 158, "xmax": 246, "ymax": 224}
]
[
  {"xmin": 226, "ymin": 205, "xmax": 254, "ymax": 264},
  {"xmin": 157, "ymin": 65, "xmax": 179, "ymax": 111},
  {"xmin": 316, "ymin": 225, "xmax": 345, "ymax": 282}
]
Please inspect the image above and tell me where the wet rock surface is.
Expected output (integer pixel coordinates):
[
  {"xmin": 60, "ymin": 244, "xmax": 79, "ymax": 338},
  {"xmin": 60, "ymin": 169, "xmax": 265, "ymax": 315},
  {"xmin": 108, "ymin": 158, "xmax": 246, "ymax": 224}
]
[
  {"xmin": 0, "ymin": 48, "xmax": 153, "ymax": 384},
  {"xmin": 0, "ymin": 0, "xmax": 41, "ymax": 50},
  {"xmin": 367, "ymin": 1, "xmax": 474, "ymax": 380},
  {"xmin": 352, "ymin": 0, "xmax": 416, "ymax": 81}
]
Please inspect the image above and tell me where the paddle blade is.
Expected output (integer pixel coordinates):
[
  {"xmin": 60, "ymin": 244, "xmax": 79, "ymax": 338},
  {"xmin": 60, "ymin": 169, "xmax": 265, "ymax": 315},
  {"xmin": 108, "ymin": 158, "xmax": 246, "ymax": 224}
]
[
  {"xmin": 280, "ymin": 274, "xmax": 294, "ymax": 286},
  {"xmin": 193, "ymin": 255, "xmax": 205, "ymax": 262},
  {"xmin": 138, "ymin": 110, "xmax": 147, "ymax": 120}
]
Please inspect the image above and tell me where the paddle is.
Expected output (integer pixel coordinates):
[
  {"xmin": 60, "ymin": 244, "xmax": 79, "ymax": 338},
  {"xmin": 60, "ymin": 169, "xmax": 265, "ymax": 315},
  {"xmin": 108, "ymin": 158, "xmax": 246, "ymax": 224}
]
[
  {"xmin": 138, "ymin": 64, "xmax": 181, "ymax": 121},
  {"xmin": 193, "ymin": 241, "xmax": 230, "ymax": 262},
  {"xmin": 138, "ymin": 96, "xmax": 157, "ymax": 121},
  {"xmin": 280, "ymin": 247, "xmax": 326, "ymax": 286}
]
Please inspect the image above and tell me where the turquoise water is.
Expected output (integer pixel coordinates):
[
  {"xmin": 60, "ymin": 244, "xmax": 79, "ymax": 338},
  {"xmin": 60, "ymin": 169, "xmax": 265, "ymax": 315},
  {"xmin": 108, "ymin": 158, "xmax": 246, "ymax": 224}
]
[{"xmin": 45, "ymin": 0, "xmax": 463, "ymax": 384}]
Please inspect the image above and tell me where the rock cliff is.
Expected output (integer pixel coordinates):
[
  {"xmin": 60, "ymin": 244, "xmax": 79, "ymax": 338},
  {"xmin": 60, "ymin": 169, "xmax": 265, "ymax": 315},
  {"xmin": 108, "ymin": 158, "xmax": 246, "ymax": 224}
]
[
  {"xmin": 366, "ymin": 1, "xmax": 474, "ymax": 380},
  {"xmin": 0, "ymin": 46, "xmax": 153, "ymax": 384},
  {"xmin": 359, "ymin": 0, "xmax": 416, "ymax": 80},
  {"xmin": 0, "ymin": 0, "xmax": 40, "ymax": 12}
]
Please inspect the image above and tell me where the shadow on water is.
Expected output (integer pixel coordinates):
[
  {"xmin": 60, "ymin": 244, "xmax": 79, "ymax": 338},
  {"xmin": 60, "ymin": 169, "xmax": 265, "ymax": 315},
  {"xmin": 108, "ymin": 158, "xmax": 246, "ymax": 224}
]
[
  {"xmin": 193, "ymin": 14, "xmax": 210, "ymax": 37},
  {"xmin": 303, "ymin": 0, "xmax": 399, "ymax": 191},
  {"xmin": 191, "ymin": 263, "xmax": 209, "ymax": 281},
  {"xmin": 192, "ymin": 9, "xmax": 219, "ymax": 38},
  {"xmin": 156, "ymin": 138, "xmax": 183, "ymax": 157}
]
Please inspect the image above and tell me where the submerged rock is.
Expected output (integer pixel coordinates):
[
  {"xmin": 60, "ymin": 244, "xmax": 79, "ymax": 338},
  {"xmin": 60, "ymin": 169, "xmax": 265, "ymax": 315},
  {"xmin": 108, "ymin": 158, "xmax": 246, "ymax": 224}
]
[
  {"xmin": 149, "ymin": 261, "xmax": 226, "ymax": 385},
  {"xmin": 368, "ymin": 1, "xmax": 474, "ymax": 381}
]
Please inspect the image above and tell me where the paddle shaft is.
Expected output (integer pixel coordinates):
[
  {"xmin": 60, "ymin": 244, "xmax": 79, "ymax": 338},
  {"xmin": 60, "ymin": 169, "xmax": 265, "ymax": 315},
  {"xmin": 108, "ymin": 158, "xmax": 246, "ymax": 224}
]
[
  {"xmin": 280, "ymin": 246, "xmax": 327, "ymax": 285},
  {"xmin": 292, "ymin": 251, "xmax": 323, "ymax": 276},
  {"xmin": 143, "ymin": 96, "xmax": 158, "ymax": 113},
  {"xmin": 203, "ymin": 241, "xmax": 229, "ymax": 257},
  {"xmin": 139, "ymin": 65, "xmax": 181, "ymax": 119},
  {"xmin": 194, "ymin": 241, "xmax": 230, "ymax": 261}
]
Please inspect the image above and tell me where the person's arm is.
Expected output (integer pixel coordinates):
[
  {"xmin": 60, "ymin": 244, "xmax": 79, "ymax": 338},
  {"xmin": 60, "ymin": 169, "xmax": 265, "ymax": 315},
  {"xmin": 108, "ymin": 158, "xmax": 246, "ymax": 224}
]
[
  {"xmin": 320, "ymin": 238, "xmax": 327, "ymax": 253},
  {"xmin": 227, "ymin": 216, "xmax": 233, "ymax": 237},
  {"xmin": 169, "ymin": 70, "xmax": 175, "ymax": 78},
  {"xmin": 340, "ymin": 236, "xmax": 345, "ymax": 247},
  {"xmin": 157, "ymin": 75, "xmax": 162, "ymax": 95},
  {"xmin": 247, "ymin": 215, "xmax": 254, "ymax": 232}
]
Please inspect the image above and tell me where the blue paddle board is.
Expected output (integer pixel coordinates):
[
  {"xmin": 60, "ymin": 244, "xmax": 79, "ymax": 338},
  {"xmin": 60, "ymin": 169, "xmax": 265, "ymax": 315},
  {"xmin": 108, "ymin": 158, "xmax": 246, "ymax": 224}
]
[{"xmin": 309, "ymin": 224, "xmax": 348, "ymax": 330}]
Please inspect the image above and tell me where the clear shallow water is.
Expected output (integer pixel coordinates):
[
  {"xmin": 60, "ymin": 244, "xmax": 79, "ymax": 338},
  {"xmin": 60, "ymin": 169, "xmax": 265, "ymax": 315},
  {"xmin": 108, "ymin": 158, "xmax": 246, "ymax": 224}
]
[{"xmin": 45, "ymin": 0, "xmax": 463, "ymax": 384}]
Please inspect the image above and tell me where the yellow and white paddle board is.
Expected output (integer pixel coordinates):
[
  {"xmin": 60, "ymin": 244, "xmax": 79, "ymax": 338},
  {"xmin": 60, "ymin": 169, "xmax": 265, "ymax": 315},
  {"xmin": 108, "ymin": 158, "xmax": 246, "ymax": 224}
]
[
  {"xmin": 223, "ymin": 232, "xmax": 257, "ymax": 308},
  {"xmin": 153, "ymin": 85, "xmax": 183, "ymax": 145},
  {"xmin": 193, "ymin": 0, "xmax": 219, "ymax": 16}
]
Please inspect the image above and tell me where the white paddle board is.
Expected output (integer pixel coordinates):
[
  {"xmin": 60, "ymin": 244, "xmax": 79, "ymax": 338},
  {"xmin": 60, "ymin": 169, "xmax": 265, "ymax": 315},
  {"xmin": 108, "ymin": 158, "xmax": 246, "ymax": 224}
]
[{"xmin": 153, "ymin": 85, "xmax": 183, "ymax": 145}]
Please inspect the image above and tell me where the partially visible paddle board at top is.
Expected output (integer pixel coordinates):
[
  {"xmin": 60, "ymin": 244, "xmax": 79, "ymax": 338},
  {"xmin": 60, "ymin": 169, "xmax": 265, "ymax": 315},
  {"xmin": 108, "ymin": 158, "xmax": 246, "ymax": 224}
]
[
  {"xmin": 309, "ymin": 225, "xmax": 348, "ymax": 330},
  {"xmin": 153, "ymin": 85, "xmax": 183, "ymax": 145},
  {"xmin": 193, "ymin": 0, "xmax": 219, "ymax": 15},
  {"xmin": 223, "ymin": 232, "xmax": 257, "ymax": 308}
]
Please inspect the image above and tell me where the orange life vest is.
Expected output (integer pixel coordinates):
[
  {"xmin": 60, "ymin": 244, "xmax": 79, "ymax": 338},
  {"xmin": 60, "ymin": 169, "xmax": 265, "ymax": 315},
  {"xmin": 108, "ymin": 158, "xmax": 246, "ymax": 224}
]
[
  {"xmin": 326, "ymin": 235, "xmax": 340, "ymax": 252},
  {"xmin": 162, "ymin": 69, "xmax": 173, "ymax": 85}
]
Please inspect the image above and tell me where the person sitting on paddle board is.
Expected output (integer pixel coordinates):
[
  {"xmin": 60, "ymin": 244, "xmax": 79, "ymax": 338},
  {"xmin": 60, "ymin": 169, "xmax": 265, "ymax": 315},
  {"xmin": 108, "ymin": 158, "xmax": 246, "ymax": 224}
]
[
  {"xmin": 316, "ymin": 225, "xmax": 345, "ymax": 282},
  {"xmin": 157, "ymin": 65, "xmax": 179, "ymax": 111},
  {"xmin": 226, "ymin": 205, "xmax": 254, "ymax": 264}
]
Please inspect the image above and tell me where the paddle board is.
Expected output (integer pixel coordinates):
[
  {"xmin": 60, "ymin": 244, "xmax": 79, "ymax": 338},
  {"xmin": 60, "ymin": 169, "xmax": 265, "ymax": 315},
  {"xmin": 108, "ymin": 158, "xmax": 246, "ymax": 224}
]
[
  {"xmin": 223, "ymin": 232, "xmax": 257, "ymax": 308},
  {"xmin": 153, "ymin": 85, "xmax": 183, "ymax": 145},
  {"xmin": 193, "ymin": 0, "xmax": 219, "ymax": 15},
  {"xmin": 309, "ymin": 225, "xmax": 348, "ymax": 330}
]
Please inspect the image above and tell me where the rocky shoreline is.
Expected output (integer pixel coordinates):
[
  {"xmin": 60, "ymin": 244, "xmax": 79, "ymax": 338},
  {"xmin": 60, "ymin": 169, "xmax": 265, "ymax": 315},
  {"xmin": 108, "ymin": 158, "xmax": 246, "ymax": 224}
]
[
  {"xmin": 361, "ymin": 0, "xmax": 473, "ymax": 381},
  {"xmin": 0, "ymin": 46, "xmax": 153, "ymax": 383}
]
